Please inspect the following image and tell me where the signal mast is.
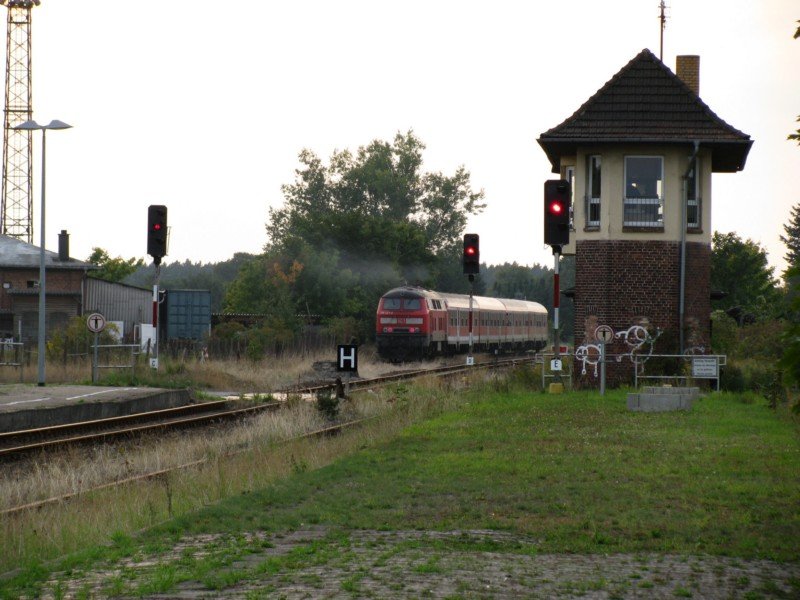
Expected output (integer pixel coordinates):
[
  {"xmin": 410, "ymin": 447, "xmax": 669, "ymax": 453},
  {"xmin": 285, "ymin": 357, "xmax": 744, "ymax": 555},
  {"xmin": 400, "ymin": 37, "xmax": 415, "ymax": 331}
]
[{"xmin": 0, "ymin": 0, "xmax": 40, "ymax": 243}]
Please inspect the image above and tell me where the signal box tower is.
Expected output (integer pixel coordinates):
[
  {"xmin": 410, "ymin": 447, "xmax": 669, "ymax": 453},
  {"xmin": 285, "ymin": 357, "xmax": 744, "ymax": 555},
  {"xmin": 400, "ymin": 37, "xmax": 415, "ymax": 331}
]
[{"xmin": 0, "ymin": 0, "xmax": 39, "ymax": 243}]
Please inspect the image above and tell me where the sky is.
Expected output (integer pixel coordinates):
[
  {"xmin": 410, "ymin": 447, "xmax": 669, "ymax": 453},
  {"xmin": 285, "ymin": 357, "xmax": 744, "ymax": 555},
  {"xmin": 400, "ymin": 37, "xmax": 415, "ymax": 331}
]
[{"xmin": 13, "ymin": 0, "xmax": 800, "ymax": 276}]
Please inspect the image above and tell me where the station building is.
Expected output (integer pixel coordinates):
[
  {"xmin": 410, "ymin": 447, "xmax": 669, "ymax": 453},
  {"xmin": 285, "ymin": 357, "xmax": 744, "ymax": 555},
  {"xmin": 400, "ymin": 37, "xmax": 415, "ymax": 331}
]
[{"xmin": 537, "ymin": 49, "xmax": 752, "ymax": 383}]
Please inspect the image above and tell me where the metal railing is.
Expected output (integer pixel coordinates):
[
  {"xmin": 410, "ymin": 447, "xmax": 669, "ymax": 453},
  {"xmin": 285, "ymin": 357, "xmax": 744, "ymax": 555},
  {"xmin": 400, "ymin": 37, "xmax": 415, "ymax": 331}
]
[
  {"xmin": 93, "ymin": 344, "xmax": 139, "ymax": 383},
  {"xmin": 0, "ymin": 340, "xmax": 24, "ymax": 381},
  {"xmin": 536, "ymin": 353, "xmax": 573, "ymax": 390},
  {"xmin": 623, "ymin": 196, "xmax": 663, "ymax": 227},
  {"xmin": 634, "ymin": 354, "xmax": 726, "ymax": 391}
]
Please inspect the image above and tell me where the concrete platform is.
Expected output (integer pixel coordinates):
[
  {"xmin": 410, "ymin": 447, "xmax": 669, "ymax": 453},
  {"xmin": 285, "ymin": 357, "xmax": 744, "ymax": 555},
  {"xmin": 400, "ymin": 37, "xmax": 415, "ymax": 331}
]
[
  {"xmin": 0, "ymin": 385, "xmax": 192, "ymax": 433},
  {"xmin": 627, "ymin": 386, "xmax": 699, "ymax": 412}
]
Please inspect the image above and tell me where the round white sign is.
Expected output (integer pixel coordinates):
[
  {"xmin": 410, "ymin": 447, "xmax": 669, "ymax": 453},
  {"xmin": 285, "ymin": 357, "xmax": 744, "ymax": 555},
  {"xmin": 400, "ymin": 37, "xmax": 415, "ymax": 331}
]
[
  {"xmin": 595, "ymin": 325, "xmax": 614, "ymax": 344},
  {"xmin": 86, "ymin": 312, "xmax": 106, "ymax": 333}
]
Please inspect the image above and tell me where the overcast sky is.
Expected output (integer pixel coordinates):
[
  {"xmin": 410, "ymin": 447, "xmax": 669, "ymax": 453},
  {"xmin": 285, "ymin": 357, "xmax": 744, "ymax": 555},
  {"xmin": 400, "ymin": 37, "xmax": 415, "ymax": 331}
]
[{"xmin": 16, "ymin": 0, "xmax": 800, "ymax": 275}]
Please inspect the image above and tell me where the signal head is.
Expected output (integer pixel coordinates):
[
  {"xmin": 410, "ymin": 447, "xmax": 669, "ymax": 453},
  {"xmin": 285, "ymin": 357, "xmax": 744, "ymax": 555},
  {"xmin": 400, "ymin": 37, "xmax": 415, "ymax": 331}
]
[{"xmin": 462, "ymin": 233, "xmax": 480, "ymax": 275}]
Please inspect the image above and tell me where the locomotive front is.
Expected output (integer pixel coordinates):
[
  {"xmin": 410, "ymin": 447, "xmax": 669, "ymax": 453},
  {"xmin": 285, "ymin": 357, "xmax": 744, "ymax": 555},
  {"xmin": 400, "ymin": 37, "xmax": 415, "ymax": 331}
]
[{"xmin": 375, "ymin": 287, "xmax": 430, "ymax": 360}]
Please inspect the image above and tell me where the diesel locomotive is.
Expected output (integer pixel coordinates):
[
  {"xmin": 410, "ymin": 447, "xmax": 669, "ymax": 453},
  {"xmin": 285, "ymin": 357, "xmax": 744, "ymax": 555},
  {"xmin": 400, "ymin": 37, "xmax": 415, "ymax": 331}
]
[{"xmin": 375, "ymin": 286, "xmax": 548, "ymax": 361}]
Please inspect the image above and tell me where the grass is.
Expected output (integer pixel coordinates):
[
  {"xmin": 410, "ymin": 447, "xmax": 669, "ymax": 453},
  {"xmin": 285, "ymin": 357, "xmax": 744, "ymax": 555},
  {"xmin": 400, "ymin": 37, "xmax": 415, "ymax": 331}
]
[
  {"xmin": 0, "ymin": 345, "xmax": 410, "ymax": 390},
  {"xmin": 1, "ymin": 374, "xmax": 799, "ymax": 597}
]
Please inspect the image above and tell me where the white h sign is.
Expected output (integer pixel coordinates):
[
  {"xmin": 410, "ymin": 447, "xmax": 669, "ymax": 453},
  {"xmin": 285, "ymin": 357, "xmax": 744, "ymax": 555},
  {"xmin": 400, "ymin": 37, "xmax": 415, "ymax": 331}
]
[{"xmin": 337, "ymin": 345, "xmax": 358, "ymax": 372}]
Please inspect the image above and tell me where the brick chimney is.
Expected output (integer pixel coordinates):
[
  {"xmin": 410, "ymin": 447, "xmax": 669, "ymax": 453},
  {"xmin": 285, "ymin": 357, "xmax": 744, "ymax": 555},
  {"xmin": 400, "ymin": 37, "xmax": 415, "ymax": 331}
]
[
  {"xmin": 676, "ymin": 55, "xmax": 700, "ymax": 95},
  {"xmin": 58, "ymin": 229, "xmax": 70, "ymax": 261}
]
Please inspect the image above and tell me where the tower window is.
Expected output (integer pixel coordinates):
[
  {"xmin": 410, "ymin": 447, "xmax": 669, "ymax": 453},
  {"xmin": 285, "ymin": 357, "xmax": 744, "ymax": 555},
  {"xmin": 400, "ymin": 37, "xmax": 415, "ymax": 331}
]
[
  {"xmin": 687, "ymin": 157, "xmax": 701, "ymax": 229},
  {"xmin": 587, "ymin": 155, "xmax": 601, "ymax": 228},
  {"xmin": 624, "ymin": 156, "xmax": 663, "ymax": 227}
]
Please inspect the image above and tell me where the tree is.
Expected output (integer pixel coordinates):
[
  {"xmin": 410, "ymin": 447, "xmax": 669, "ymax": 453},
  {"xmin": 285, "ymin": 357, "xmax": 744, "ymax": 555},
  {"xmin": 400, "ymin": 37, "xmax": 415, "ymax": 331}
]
[
  {"xmin": 228, "ymin": 131, "xmax": 486, "ymax": 333},
  {"xmin": 780, "ymin": 203, "xmax": 800, "ymax": 274},
  {"xmin": 711, "ymin": 232, "xmax": 781, "ymax": 319},
  {"xmin": 267, "ymin": 131, "xmax": 484, "ymax": 276},
  {"xmin": 780, "ymin": 264, "xmax": 800, "ymax": 388},
  {"xmin": 87, "ymin": 248, "xmax": 144, "ymax": 283},
  {"xmin": 790, "ymin": 22, "xmax": 800, "ymax": 142}
]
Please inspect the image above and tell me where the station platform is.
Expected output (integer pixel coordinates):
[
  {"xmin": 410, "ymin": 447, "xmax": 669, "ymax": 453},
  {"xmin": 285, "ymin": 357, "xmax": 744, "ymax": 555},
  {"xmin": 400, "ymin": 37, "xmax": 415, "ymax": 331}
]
[{"xmin": 0, "ymin": 385, "xmax": 191, "ymax": 433}]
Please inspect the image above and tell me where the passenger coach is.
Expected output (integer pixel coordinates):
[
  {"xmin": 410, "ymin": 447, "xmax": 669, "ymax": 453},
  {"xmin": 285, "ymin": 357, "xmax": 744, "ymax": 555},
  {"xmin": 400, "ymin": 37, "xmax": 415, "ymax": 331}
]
[{"xmin": 375, "ymin": 286, "xmax": 548, "ymax": 361}]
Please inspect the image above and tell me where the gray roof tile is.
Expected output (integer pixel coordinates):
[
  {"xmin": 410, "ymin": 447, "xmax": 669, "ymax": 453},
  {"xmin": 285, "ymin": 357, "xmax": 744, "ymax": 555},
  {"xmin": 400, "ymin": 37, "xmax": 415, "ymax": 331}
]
[
  {"xmin": 538, "ymin": 49, "xmax": 752, "ymax": 173},
  {"xmin": 0, "ymin": 234, "xmax": 95, "ymax": 270}
]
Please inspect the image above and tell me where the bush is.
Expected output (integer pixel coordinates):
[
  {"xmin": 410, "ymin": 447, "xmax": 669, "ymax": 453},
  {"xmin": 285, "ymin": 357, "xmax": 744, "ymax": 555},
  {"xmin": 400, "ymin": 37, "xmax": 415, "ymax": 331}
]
[
  {"xmin": 738, "ymin": 320, "xmax": 786, "ymax": 361},
  {"xmin": 505, "ymin": 364, "xmax": 542, "ymax": 390},
  {"xmin": 315, "ymin": 389, "xmax": 340, "ymax": 419},
  {"xmin": 48, "ymin": 316, "xmax": 120, "ymax": 361},
  {"xmin": 747, "ymin": 366, "xmax": 786, "ymax": 409},
  {"xmin": 711, "ymin": 310, "xmax": 739, "ymax": 355},
  {"xmin": 720, "ymin": 363, "xmax": 745, "ymax": 393}
]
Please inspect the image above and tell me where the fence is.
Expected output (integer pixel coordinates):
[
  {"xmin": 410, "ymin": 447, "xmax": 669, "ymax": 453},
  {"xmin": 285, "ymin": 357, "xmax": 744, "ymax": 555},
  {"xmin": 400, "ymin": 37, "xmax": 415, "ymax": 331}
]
[
  {"xmin": 634, "ymin": 354, "xmax": 726, "ymax": 391},
  {"xmin": 536, "ymin": 353, "xmax": 574, "ymax": 390},
  {"xmin": 92, "ymin": 344, "xmax": 139, "ymax": 383},
  {"xmin": 0, "ymin": 340, "xmax": 24, "ymax": 381}
]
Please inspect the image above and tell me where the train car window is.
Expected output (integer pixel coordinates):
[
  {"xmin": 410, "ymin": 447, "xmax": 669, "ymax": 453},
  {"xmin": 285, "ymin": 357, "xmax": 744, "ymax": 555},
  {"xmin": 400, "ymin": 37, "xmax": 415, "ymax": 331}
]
[{"xmin": 404, "ymin": 299, "xmax": 421, "ymax": 310}]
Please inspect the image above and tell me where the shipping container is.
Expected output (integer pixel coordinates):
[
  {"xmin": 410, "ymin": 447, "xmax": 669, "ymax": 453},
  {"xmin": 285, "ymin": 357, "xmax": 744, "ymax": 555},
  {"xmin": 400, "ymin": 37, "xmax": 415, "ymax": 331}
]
[{"xmin": 160, "ymin": 289, "xmax": 211, "ymax": 341}]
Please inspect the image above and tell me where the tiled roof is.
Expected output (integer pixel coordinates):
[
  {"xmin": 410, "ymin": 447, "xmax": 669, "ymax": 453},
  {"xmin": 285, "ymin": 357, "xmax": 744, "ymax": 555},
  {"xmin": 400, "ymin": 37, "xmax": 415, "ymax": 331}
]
[
  {"xmin": 537, "ymin": 49, "xmax": 752, "ymax": 173},
  {"xmin": 0, "ymin": 234, "xmax": 95, "ymax": 270}
]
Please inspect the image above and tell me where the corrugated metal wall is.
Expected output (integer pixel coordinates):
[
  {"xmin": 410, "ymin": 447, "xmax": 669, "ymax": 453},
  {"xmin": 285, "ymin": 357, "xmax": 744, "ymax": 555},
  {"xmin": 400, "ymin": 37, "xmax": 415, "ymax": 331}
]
[
  {"xmin": 84, "ymin": 279, "xmax": 152, "ymax": 339},
  {"xmin": 163, "ymin": 290, "xmax": 211, "ymax": 340}
]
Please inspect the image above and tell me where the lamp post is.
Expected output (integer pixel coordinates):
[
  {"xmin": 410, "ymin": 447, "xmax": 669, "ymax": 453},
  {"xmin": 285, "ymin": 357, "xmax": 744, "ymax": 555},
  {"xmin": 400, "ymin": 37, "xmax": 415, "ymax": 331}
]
[{"xmin": 13, "ymin": 119, "xmax": 71, "ymax": 386}]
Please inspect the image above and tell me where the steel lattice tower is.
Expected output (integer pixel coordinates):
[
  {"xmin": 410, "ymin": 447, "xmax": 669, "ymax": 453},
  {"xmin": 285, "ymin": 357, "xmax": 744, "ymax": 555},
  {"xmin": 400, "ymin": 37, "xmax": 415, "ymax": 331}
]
[{"xmin": 0, "ymin": 0, "xmax": 38, "ymax": 243}]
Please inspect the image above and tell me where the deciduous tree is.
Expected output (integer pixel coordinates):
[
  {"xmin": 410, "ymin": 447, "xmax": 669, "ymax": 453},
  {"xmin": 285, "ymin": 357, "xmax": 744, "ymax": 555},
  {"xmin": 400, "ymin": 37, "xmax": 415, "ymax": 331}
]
[
  {"xmin": 87, "ymin": 248, "xmax": 144, "ymax": 283},
  {"xmin": 227, "ymin": 132, "xmax": 486, "ymax": 335},
  {"xmin": 711, "ymin": 232, "xmax": 781, "ymax": 319}
]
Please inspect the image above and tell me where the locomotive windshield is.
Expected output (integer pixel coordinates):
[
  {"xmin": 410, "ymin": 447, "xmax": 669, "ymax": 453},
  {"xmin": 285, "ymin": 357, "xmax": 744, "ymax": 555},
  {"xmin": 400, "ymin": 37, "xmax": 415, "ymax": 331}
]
[{"xmin": 383, "ymin": 297, "xmax": 421, "ymax": 311}]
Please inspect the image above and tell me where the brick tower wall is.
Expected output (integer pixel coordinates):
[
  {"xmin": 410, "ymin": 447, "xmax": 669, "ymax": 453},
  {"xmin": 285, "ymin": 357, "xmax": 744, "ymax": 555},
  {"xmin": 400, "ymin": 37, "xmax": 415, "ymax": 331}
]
[{"xmin": 573, "ymin": 240, "xmax": 710, "ymax": 385}]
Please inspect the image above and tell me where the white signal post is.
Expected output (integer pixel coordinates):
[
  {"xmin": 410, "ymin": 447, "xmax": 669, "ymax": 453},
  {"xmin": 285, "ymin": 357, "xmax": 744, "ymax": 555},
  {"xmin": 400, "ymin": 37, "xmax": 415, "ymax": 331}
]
[
  {"xmin": 151, "ymin": 268, "xmax": 159, "ymax": 370},
  {"xmin": 552, "ymin": 246, "xmax": 561, "ymax": 374}
]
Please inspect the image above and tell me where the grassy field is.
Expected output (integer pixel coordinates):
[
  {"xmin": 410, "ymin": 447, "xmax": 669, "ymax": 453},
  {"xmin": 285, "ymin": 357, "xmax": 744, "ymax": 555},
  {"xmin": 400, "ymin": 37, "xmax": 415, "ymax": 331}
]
[{"xmin": 2, "ymin": 375, "xmax": 799, "ymax": 598}]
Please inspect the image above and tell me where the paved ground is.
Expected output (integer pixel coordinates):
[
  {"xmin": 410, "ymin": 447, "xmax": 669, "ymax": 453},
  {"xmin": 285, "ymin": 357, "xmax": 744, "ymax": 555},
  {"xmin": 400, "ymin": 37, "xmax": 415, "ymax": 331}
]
[
  {"xmin": 41, "ymin": 529, "xmax": 800, "ymax": 599},
  {"xmin": 0, "ymin": 384, "xmax": 156, "ymax": 413},
  {"xmin": 0, "ymin": 384, "xmax": 189, "ymax": 432}
]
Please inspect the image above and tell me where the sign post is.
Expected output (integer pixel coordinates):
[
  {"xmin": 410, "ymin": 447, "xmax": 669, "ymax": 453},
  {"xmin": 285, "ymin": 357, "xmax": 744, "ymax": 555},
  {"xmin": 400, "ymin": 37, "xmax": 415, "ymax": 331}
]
[
  {"xmin": 595, "ymin": 325, "xmax": 614, "ymax": 396},
  {"xmin": 337, "ymin": 344, "xmax": 358, "ymax": 397},
  {"xmin": 87, "ymin": 312, "xmax": 106, "ymax": 383}
]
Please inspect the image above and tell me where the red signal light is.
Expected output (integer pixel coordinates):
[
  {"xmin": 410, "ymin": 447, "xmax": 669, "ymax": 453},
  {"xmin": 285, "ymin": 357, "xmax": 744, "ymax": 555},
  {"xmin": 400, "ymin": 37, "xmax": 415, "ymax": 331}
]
[
  {"xmin": 153, "ymin": 223, "xmax": 162, "ymax": 231},
  {"xmin": 465, "ymin": 246, "xmax": 477, "ymax": 256},
  {"xmin": 548, "ymin": 201, "xmax": 564, "ymax": 215}
]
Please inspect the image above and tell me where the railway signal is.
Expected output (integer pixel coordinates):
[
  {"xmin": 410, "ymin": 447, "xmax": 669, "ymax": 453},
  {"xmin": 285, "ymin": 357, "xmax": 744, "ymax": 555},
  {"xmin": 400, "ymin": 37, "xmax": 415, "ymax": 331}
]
[
  {"xmin": 147, "ymin": 205, "xmax": 168, "ymax": 265},
  {"xmin": 462, "ymin": 233, "xmax": 480, "ymax": 275},
  {"xmin": 543, "ymin": 180, "xmax": 571, "ymax": 248}
]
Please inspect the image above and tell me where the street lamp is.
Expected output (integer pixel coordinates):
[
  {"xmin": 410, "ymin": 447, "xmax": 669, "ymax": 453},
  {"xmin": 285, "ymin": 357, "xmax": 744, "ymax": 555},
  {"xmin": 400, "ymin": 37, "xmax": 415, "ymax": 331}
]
[{"xmin": 13, "ymin": 119, "xmax": 72, "ymax": 386}]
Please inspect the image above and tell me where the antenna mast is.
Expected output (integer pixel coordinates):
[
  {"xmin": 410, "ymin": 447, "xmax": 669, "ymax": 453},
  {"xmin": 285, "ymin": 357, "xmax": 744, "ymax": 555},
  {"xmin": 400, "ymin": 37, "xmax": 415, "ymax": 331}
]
[
  {"xmin": 0, "ymin": 0, "xmax": 39, "ymax": 243},
  {"xmin": 659, "ymin": 0, "xmax": 668, "ymax": 61}
]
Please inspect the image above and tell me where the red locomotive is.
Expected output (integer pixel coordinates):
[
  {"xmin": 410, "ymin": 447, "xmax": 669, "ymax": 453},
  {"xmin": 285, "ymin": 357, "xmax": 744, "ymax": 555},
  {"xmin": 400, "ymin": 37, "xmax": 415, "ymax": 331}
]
[{"xmin": 376, "ymin": 286, "xmax": 548, "ymax": 360}]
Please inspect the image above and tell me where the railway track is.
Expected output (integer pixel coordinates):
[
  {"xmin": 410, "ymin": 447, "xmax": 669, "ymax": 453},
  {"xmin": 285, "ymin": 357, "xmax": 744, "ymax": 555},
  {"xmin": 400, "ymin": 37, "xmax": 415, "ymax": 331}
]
[
  {"xmin": 1, "ymin": 356, "xmax": 537, "ymax": 516},
  {"xmin": 0, "ymin": 355, "xmax": 536, "ymax": 461},
  {"xmin": 0, "ymin": 399, "xmax": 284, "ymax": 461}
]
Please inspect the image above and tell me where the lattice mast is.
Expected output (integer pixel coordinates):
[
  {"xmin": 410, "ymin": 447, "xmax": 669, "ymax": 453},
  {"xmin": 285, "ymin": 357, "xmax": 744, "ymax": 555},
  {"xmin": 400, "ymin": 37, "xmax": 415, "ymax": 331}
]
[{"xmin": 0, "ymin": 0, "xmax": 39, "ymax": 243}]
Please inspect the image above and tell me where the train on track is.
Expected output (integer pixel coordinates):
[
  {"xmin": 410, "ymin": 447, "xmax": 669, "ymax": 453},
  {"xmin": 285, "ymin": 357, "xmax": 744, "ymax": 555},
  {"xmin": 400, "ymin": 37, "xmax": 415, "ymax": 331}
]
[{"xmin": 375, "ymin": 286, "xmax": 549, "ymax": 361}]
